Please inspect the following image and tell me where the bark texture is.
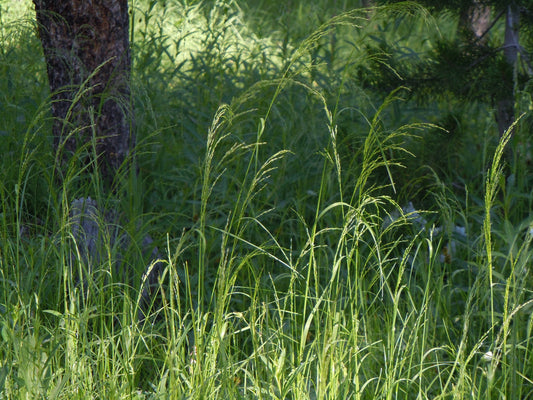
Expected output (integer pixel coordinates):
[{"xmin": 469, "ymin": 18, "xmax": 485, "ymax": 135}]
[
  {"xmin": 34, "ymin": 1, "xmax": 164, "ymax": 321},
  {"xmin": 497, "ymin": 3, "xmax": 520, "ymax": 137},
  {"xmin": 33, "ymin": 0, "xmax": 133, "ymax": 187},
  {"xmin": 458, "ymin": 0, "xmax": 491, "ymax": 43}
]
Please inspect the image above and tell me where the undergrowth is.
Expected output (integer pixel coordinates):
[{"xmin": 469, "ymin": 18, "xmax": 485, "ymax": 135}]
[{"xmin": 1, "ymin": 0, "xmax": 533, "ymax": 399}]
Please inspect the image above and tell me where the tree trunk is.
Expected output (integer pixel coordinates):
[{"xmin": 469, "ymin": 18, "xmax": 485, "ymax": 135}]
[
  {"xmin": 496, "ymin": 2, "xmax": 520, "ymax": 137},
  {"xmin": 33, "ymin": 0, "xmax": 133, "ymax": 188},
  {"xmin": 33, "ymin": 1, "xmax": 162, "ymax": 320},
  {"xmin": 458, "ymin": 0, "xmax": 491, "ymax": 44}
]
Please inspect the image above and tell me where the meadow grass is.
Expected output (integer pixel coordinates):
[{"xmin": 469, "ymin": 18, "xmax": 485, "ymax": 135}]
[{"xmin": 1, "ymin": 0, "xmax": 533, "ymax": 398}]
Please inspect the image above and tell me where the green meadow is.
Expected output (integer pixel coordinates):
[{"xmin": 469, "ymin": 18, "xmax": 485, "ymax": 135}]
[{"xmin": 1, "ymin": 0, "xmax": 533, "ymax": 398}]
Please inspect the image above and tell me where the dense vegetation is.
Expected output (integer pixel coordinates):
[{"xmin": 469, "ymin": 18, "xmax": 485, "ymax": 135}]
[{"xmin": 1, "ymin": 0, "xmax": 533, "ymax": 398}]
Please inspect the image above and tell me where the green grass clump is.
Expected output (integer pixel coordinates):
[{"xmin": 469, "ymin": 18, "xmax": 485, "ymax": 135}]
[{"xmin": 1, "ymin": 0, "xmax": 533, "ymax": 398}]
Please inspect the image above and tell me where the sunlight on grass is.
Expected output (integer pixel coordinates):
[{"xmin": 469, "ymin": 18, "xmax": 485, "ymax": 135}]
[{"xmin": 1, "ymin": 0, "xmax": 533, "ymax": 399}]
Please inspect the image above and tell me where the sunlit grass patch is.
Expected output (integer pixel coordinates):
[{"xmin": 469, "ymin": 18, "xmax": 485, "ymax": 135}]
[{"xmin": 1, "ymin": 0, "xmax": 533, "ymax": 398}]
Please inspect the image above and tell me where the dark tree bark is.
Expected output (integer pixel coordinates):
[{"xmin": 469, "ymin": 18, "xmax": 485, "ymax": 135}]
[
  {"xmin": 33, "ymin": 0, "xmax": 133, "ymax": 188},
  {"xmin": 496, "ymin": 3, "xmax": 520, "ymax": 137},
  {"xmin": 33, "ymin": 1, "xmax": 161, "ymax": 320},
  {"xmin": 457, "ymin": 1, "xmax": 517, "ymax": 137}
]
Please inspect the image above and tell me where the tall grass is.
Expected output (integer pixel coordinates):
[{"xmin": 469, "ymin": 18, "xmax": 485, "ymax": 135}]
[{"xmin": 1, "ymin": 0, "xmax": 533, "ymax": 398}]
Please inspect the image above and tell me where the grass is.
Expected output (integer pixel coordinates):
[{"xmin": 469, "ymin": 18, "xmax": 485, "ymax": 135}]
[{"xmin": 1, "ymin": 0, "xmax": 533, "ymax": 398}]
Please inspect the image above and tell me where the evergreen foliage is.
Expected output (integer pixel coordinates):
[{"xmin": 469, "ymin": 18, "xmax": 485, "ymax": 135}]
[{"xmin": 370, "ymin": 0, "xmax": 533, "ymax": 135}]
